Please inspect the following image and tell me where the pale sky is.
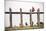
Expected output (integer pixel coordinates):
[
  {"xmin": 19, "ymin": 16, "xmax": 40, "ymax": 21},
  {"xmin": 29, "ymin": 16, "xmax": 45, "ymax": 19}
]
[{"xmin": 5, "ymin": 1, "xmax": 44, "ymax": 27}]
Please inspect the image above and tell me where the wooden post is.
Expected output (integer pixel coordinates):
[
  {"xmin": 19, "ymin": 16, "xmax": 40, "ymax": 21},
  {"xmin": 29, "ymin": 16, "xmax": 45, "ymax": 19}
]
[
  {"xmin": 30, "ymin": 9, "xmax": 33, "ymax": 27},
  {"xmin": 9, "ymin": 8, "xmax": 12, "ymax": 28},
  {"xmin": 20, "ymin": 8, "xmax": 23, "ymax": 27},
  {"xmin": 37, "ymin": 8, "xmax": 40, "ymax": 28}
]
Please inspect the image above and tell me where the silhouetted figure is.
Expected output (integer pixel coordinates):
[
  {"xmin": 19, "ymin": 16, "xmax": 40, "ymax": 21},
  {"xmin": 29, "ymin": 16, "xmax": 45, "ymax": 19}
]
[
  {"xmin": 32, "ymin": 7, "xmax": 35, "ymax": 12},
  {"xmin": 25, "ymin": 22, "xmax": 28, "ymax": 26}
]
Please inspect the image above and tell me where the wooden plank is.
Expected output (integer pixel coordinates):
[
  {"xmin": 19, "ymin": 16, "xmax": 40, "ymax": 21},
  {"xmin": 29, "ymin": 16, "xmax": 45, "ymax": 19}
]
[{"xmin": 5, "ymin": 12, "xmax": 44, "ymax": 14}]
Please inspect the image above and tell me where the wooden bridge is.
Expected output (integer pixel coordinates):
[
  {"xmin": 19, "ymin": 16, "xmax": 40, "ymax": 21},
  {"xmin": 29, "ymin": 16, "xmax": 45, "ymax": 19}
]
[{"xmin": 5, "ymin": 8, "xmax": 44, "ymax": 29}]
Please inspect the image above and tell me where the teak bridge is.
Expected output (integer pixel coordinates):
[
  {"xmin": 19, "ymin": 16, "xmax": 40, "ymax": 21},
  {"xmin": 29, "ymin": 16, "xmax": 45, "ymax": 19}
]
[{"xmin": 5, "ymin": 8, "xmax": 44, "ymax": 28}]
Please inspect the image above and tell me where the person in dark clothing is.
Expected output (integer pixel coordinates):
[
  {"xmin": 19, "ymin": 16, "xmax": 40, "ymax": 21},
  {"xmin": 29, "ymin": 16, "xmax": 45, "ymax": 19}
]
[
  {"xmin": 32, "ymin": 7, "xmax": 35, "ymax": 12},
  {"xmin": 25, "ymin": 22, "xmax": 28, "ymax": 26}
]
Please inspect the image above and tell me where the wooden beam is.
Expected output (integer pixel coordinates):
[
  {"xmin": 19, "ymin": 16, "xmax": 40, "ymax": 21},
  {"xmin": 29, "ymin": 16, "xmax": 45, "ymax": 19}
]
[
  {"xmin": 30, "ymin": 9, "xmax": 33, "ymax": 27},
  {"xmin": 9, "ymin": 8, "xmax": 12, "ymax": 28},
  {"xmin": 5, "ymin": 12, "xmax": 44, "ymax": 14},
  {"xmin": 20, "ymin": 8, "xmax": 23, "ymax": 27},
  {"xmin": 37, "ymin": 8, "xmax": 40, "ymax": 28}
]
